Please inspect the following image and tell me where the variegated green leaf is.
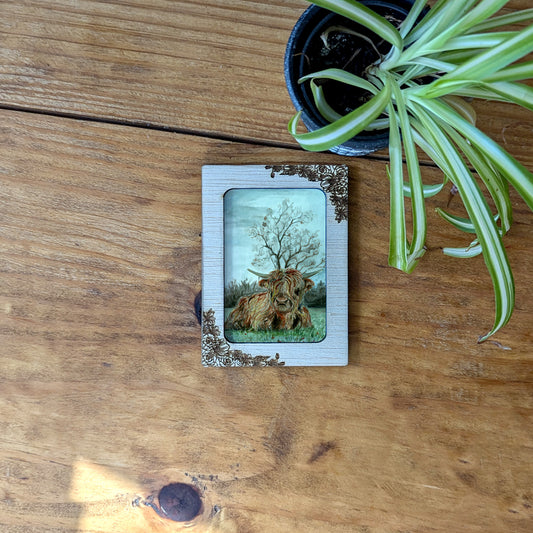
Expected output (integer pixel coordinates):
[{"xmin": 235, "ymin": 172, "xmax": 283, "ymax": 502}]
[
  {"xmin": 409, "ymin": 98, "xmax": 515, "ymax": 341},
  {"xmin": 299, "ymin": 68, "xmax": 379, "ymax": 95},
  {"xmin": 309, "ymin": 0, "xmax": 402, "ymax": 49},
  {"xmin": 288, "ymin": 84, "xmax": 391, "ymax": 151}
]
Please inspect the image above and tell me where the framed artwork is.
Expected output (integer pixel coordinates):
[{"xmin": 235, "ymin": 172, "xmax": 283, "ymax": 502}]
[{"xmin": 202, "ymin": 164, "xmax": 348, "ymax": 367}]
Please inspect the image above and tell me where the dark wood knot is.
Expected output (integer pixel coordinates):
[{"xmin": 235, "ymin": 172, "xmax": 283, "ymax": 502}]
[
  {"xmin": 145, "ymin": 483, "xmax": 202, "ymax": 522},
  {"xmin": 194, "ymin": 291, "xmax": 202, "ymax": 325}
]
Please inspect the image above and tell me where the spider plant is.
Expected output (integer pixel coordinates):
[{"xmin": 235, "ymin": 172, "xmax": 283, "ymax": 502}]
[{"xmin": 288, "ymin": 0, "xmax": 533, "ymax": 341}]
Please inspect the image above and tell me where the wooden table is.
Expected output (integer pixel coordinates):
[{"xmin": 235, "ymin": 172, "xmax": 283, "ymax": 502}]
[{"xmin": 0, "ymin": 1, "xmax": 532, "ymax": 531}]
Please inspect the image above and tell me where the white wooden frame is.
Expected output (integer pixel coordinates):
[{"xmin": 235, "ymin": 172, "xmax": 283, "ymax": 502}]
[{"xmin": 202, "ymin": 164, "xmax": 348, "ymax": 367}]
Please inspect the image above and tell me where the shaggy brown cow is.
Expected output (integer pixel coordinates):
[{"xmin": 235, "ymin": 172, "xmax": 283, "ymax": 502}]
[{"xmin": 225, "ymin": 268, "xmax": 319, "ymax": 331}]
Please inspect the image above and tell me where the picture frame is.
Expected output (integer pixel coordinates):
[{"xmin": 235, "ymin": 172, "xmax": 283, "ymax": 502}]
[{"xmin": 202, "ymin": 164, "xmax": 348, "ymax": 367}]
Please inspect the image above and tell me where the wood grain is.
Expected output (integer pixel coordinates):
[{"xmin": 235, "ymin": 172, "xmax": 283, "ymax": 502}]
[
  {"xmin": 0, "ymin": 0, "xmax": 532, "ymax": 166},
  {"xmin": 0, "ymin": 110, "xmax": 532, "ymax": 532}
]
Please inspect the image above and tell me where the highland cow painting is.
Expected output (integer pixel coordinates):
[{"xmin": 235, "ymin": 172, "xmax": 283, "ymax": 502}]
[
  {"xmin": 202, "ymin": 164, "xmax": 348, "ymax": 367},
  {"xmin": 224, "ymin": 189, "xmax": 326, "ymax": 343}
]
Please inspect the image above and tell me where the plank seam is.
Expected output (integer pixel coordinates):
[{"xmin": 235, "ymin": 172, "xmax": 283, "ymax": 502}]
[{"xmin": 0, "ymin": 103, "xmax": 442, "ymax": 168}]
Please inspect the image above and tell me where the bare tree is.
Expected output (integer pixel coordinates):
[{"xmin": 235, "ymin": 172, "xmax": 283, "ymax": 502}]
[{"xmin": 249, "ymin": 199, "xmax": 324, "ymax": 271}]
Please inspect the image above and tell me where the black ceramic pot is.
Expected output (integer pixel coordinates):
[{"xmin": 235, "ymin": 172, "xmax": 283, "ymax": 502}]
[{"xmin": 284, "ymin": 0, "xmax": 418, "ymax": 156}]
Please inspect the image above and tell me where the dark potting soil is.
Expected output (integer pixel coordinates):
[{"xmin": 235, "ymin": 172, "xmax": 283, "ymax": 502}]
[{"xmin": 302, "ymin": 9, "xmax": 404, "ymax": 116}]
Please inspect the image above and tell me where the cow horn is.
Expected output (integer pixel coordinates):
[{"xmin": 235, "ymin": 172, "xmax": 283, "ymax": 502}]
[
  {"xmin": 247, "ymin": 268, "xmax": 270, "ymax": 279},
  {"xmin": 301, "ymin": 268, "xmax": 324, "ymax": 278}
]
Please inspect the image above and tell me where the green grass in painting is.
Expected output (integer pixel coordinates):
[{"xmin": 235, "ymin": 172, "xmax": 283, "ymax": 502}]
[{"xmin": 224, "ymin": 307, "xmax": 326, "ymax": 343}]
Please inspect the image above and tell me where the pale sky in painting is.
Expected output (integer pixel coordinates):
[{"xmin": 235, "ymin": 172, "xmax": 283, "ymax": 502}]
[{"xmin": 224, "ymin": 188, "xmax": 326, "ymax": 285}]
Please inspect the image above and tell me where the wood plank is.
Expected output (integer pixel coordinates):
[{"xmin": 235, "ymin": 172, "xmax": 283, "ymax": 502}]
[
  {"xmin": 0, "ymin": 0, "xmax": 299, "ymax": 145},
  {"xmin": 0, "ymin": 0, "xmax": 532, "ymax": 166},
  {"xmin": 0, "ymin": 109, "xmax": 532, "ymax": 532}
]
